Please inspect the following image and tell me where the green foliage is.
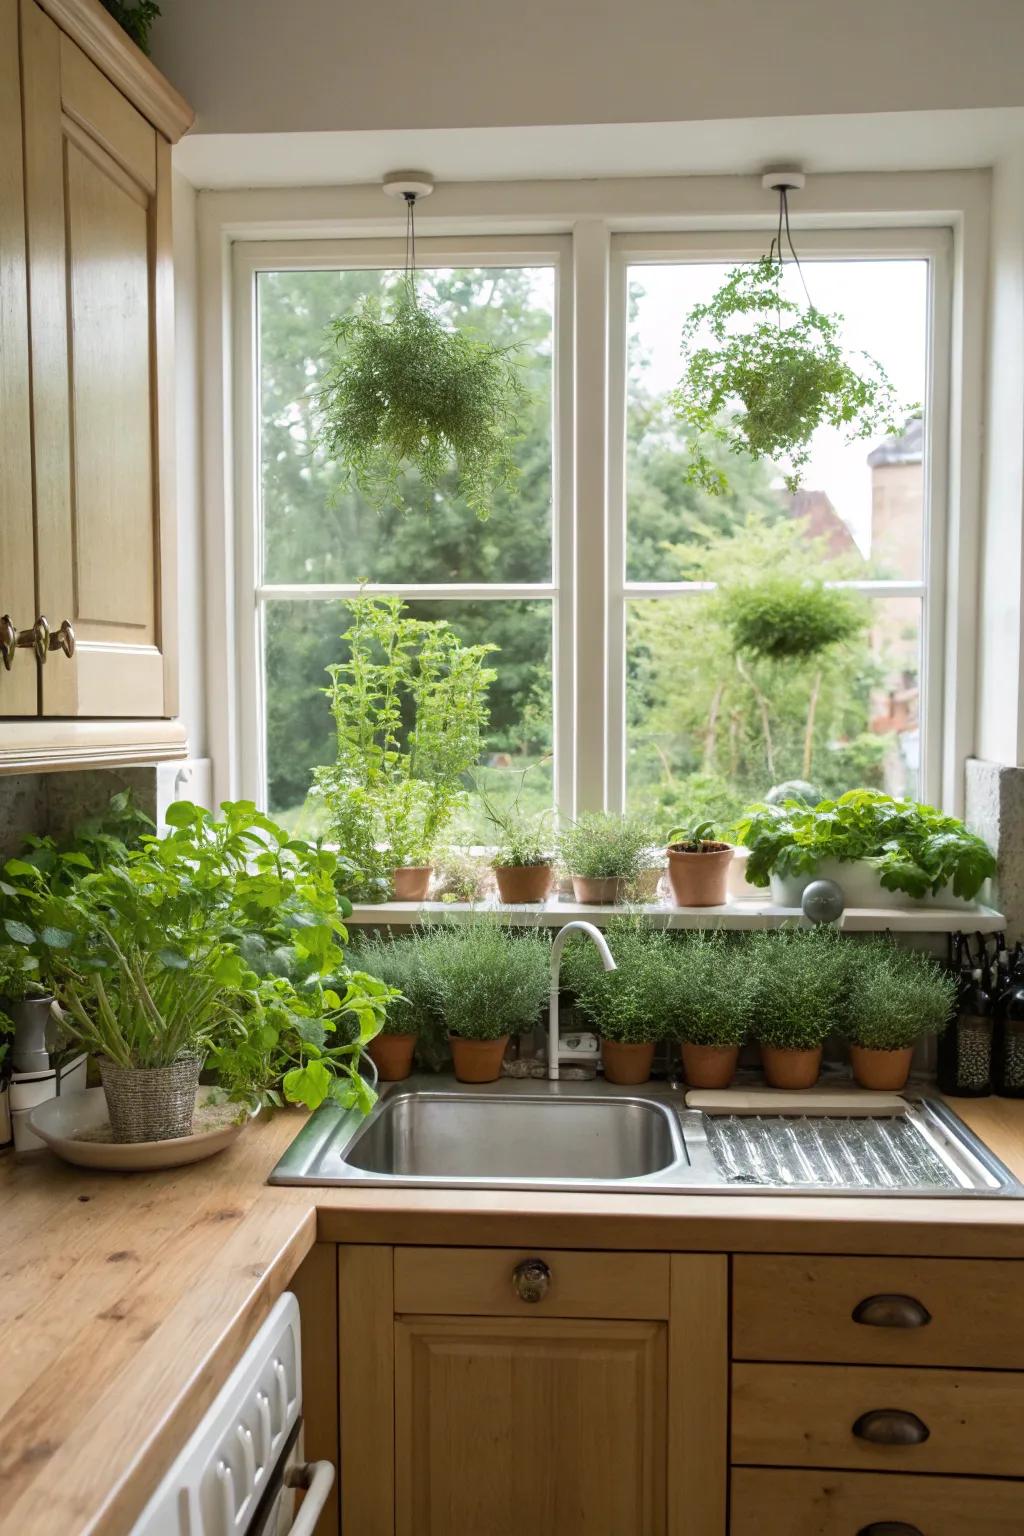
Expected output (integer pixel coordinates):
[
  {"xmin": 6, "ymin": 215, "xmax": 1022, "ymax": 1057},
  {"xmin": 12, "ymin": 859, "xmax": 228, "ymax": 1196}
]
[
  {"xmin": 749, "ymin": 926, "xmax": 847, "ymax": 1050},
  {"xmin": 666, "ymin": 820, "xmax": 722, "ymax": 851},
  {"xmin": 475, "ymin": 766, "xmax": 553, "ymax": 869},
  {"xmin": 314, "ymin": 596, "xmax": 496, "ymax": 893},
  {"xmin": 734, "ymin": 789, "xmax": 997, "ymax": 900},
  {"xmin": 561, "ymin": 918, "xmax": 672, "ymax": 1045},
  {"xmin": 672, "ymin": 257, "xmax": 907, "ymax": 494},
  {"xmin": 0, "ymin": 944, "xmax": 45, "ymax": 1004},
  {"xmin": 413, "ymin": 921, "xmax": 550, "ymax": 1041},
  {"xmin": 843, "ymin": 938, "xmax": 956, "ymax": 1050},
  {"xmin": 557, "ymin": 813, "xmax": 657, "ymax": 881},
  {"xmin": 347, "ymin": 933, "xmax": 441, "ymax": 1039},
  {"xmin": 99, "ymin": 0, "xmax": 160, "ymax": 53},
  {"xmin": 314, "ymin": 287, "xmax": 527, "ymax": 520},
  {"xmin": 718, "ymin": 575, "xmax": 867, "ymax": 662},
  {"xmin": 432, "ymin": 850, "xmax": 493, "ymax": 903},
  {"xmin": 664, "ymin": 932, "xmax": 751, "ymax": 1048}
]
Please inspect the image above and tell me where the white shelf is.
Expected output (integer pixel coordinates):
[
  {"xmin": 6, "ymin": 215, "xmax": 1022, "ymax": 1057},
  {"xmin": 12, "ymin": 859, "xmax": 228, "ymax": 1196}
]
[{"xmin": 346, "ymin": 898, "xmax": 1005, "ymax": 934}]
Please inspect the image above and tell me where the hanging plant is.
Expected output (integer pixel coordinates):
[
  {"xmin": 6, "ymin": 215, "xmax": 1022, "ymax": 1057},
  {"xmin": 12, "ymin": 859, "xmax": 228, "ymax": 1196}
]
[
  {"xmin": 314, "ymin": 192, "xmax": 528, "ymax": 520},
  {"xmin": 717, "ymin": 573, "xmax": 866, "ymax": 662},
  {"xmin": 671, "ymin": 187, "xmax": 911, "ymax": 496}
]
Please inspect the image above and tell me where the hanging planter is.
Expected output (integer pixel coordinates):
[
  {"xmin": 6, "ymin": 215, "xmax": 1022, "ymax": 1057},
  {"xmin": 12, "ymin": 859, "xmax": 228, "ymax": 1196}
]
[
  {"xmin": 314, "ymin": 175, "xmax": 528, "ymax": 520},
  {"xmin": 671, "ymin": 174, "xmax": 911, "ymax": 496}
]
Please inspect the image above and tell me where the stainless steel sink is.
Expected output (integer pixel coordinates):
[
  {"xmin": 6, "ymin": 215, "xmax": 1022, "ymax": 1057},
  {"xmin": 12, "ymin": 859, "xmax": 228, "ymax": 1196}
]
[{"xmin": 268, "ymin": 1074, "xmax": 1023, "ymax": 1198}]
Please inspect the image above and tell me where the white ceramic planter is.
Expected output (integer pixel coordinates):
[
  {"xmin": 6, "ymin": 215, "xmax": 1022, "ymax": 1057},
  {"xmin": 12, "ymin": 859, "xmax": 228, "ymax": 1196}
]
[{"xmin": 769, "ymin": 857, "xmax": 978, "ymax": 911}]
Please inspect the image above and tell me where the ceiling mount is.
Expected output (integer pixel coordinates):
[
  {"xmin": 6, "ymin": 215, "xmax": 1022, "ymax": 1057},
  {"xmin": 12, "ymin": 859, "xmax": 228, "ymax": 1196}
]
[
  {"xmin": 382, "ymin": 171, "xmax": 435, "ymax": 201},
  {"xmin": 761, "ymin": 169, "xmax": 806, "ymax": 193}
]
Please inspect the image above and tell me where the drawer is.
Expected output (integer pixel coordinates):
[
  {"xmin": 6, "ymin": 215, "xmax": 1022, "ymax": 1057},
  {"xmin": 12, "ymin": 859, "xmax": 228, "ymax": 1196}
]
[
  {"xmin": 731, "ymin": 1468, "xmax": 1024, "ymax": 1536},
  {"xmin": 732, "ymin": 1362, "xmax": 1024, "ymax": 1477},
  {"xmin": 393, "ymin": 1246, "xmax": 669, "ymax": 1319},
  {"xmin": 733, "ymin": 1255, "xmax": 1024, "ymax": 1368}
]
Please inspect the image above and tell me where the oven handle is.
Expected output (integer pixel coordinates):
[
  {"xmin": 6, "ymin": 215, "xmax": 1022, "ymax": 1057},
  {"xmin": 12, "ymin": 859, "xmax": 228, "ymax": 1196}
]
[{"xmin": 283, "ymin": 1459, "xmax": 336, "ymax": 1536}]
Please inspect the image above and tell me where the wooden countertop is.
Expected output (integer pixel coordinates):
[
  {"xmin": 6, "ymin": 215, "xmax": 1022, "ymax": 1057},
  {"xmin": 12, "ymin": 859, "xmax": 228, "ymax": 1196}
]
[{"xmin": 3, "ymin": 1094, "xmax": 1024, "ymax": 1536}]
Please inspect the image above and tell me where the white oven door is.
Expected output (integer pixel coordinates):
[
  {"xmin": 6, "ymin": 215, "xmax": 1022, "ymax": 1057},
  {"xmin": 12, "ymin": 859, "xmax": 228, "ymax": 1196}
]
[{"xmin": 250, "ymin": 1421, "xmax": 335, "ymax": 1536}]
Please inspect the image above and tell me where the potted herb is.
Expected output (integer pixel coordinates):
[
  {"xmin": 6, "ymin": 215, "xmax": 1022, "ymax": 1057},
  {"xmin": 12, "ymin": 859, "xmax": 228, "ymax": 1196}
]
[
  {"xmin": 348, "ymin": 933, "xmax": 439, "ymax": 1081},
  {"xmin": 735, "ymin": 790, "xmax": 997, "ymax": 910},
  {"xmin": 562, "ymin": 919, "xmax": 671, "ymax": 1084},
  {"xmin": 417, "ymin": 921, "xmax": 549, "ymax": 1082},
  {"xmin": 558, "ymin": 812, "xmax": 655, "ymax": 905},
  {"xmin": 476, "ymin": 770, "xmax": 554, "ymax": 904},
  {"xmin": 665, "ymin": 821, "xmax": 734, "ymax": 907},
  {"xmin": 315, "ymin": 596, "xmax": 496, "ymax": 900},
  {"xmin": 750, "ymin": 927, "xmax": 846, "ymax": 1089},
  {"xmin": 667, "ymin": 932, "xmax": 750, "ymax": 1088},
  {"xmin": 0, "ymin": 941, "xmax": 53, "ymax": 1073},
  {"xmin": 843, "ymin": 939, "xmax": 956, "ymax": 1091}
]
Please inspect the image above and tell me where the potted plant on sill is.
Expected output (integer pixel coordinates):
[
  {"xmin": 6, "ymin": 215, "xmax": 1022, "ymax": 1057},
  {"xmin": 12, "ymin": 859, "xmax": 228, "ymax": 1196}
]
[
  {"xmin": 417, "ymin": 920, "xmax": 550, "ymax": 1083},
  {"xmin": 562, "ymin": 919, "xmax": 671, "ymax": 1085},
  {"xmin": 843, "ymin": 938, "xmax": 957, "ymax": 1091},
  {"xmin": 348, "ymin": 932, "xmax": 439, "ymax": 1081},
  {"xmin": 315, "ymin": 596, "xmax": 497, "ymax": 902},
  {"xmin": 667, "ymin": 932, "xmax": 750, "ymax": 1088},
  {"xmin": 665, "ymin": 821, "xmax": 735, "ymax": 907},
  {"xmin": 476, "ymin": 769, "xmax": 555, "ymax": 904},
  {"xmin": 557, "ymin": 812, "xmax": 656, "ymax": 905},
  {"xmin": 751, "ymin": 926, "xmax": 846, "ymax": 1090}
]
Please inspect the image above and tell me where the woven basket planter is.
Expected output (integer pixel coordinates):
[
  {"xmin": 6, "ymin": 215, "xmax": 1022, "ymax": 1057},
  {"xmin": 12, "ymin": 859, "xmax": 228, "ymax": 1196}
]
[{"xmin": 98, "ymin": 1055, "xmax": 202, "ymax": 1143}]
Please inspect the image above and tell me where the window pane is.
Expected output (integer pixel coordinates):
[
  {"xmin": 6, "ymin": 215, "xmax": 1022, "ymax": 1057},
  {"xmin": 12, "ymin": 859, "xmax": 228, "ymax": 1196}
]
[
  {"xmin": 258, "ymin": 267, "xmax": 554, "ymax": 584},
  {"xmin": 264, "ymin": 599, "xmax": 553, "ymax": 839},
  {"xmin": 626, "ymin": 260, "xmax": 928, "ymax": 582},
  {"xmin": 626, "ymin": 594, "xmax": 921, "ymax": 826}
]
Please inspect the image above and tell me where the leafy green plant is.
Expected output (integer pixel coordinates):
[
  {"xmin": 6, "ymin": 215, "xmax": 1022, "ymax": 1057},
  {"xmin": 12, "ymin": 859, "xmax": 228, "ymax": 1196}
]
[
  {"xmin": 734, "ymin": 789, "xmax": 997, "ymax": 901},
  {"xmin": 717, "ymin": 575, "xmax": 866, "ymax": 662},
  {"xmin": 99, "ymin": 0, "xmax": 160, "ymax": 53},
  {"xmin": 414, "ymin": 920, "xmax": 550, "ymax": 1041},
  {"xmin": 561, "ymin": 918, "xmax": 672, "ymax": 1045},
  {"xmin": 665, "ymin": 932, "xmax": 751, "ymax": 1047},
  {"xmin": 843, "ymin": 939, "xmax": 956, "ymax": 1050},
  {"xmin": 475, "ymin": 767, "xmax": 553, "ymax": 869},
  {"xmin": 558, "ymin": 813, "xmax": 658, "ymax": 882},
  {"xmin": 315, "ymin": 288, "xmax": 527, "ymax": 520},
  {"xmin": 347, "ymin": 933, "xmax": 441, "ymax": 1039},
  {"xmin": 672, "ymin": 257, "xmax": 907, "ymax": 495},
  {"xmin": 0, "ymin": 943, "xmax": 46, "ymax": 1004},
  {"xmin": 667, "ymin": 820, "xmax": 728, "ymax": 851},
  {"xmin": 314, "ymin": 596, "xmax": 497, "ymax": 894},
  {"xmin": 750, "ymin": 926, "xmax": 847, "ymax": 1050}
]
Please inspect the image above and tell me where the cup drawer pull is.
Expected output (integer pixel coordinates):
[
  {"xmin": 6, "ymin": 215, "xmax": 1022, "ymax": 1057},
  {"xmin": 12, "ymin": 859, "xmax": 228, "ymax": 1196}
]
[
  {"xmin": 852, "ymin": 1294, "xmax": 932, "ymax": 1329},
  {"xmin": 857, "ymin": 1525, "xmax": 924, "ymax": 1535},
  {"xmin": 852, "ymin": 1409, "xmax": 930, "ymax": 1446},
  {"xmin": 511, "ymin": 1258, "xmax": 551, "ymax": 1303}
]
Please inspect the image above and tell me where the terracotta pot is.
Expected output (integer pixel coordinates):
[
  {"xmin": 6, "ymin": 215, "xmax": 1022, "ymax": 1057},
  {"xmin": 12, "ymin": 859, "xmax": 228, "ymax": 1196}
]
[
  {"xmin": 665, "ymin": 843, "xmax": 734, "ymax": 907},
  {"xmin": 601, "ymin": 1039, "xmax": 656, "ymax": 1085},
  {"xmin": 680, "ymin": 1042, "xmax": 740, "ymax": 1089},
  {"xmin": 494, "ymin": 863, "xmax": 554, "ymax": 904},
  {"xmin": 571, "ymin": 874, "xmax": 627, "ymax": 904},
  {"xmin": 392, "ymin": 865, "xmax": 433, "ymax": 901},
  {"xmin": 760, "ymin": 1044, "xmax": 823, "ymax": 1090},
  {"xmin": 367, "ymin": 1032, "xmax": 417, "ymax": 1082},
  {"xmin": 850, "ymin": 1043, "xmax": 914, "ymax": 1092},
  {"xmin": 449, "ymin": 1034, "xmax": 509, "ymax": 1083}
]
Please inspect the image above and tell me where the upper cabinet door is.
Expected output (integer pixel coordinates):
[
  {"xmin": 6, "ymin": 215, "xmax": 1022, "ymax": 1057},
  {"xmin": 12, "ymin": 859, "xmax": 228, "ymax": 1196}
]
[
  {"xmin": 0, "ymin": 0, "xmax": 38, "ymax": 717},
  {"xmin": 19, "ymin": 0, "xmax": 177, "ymax": 718}
]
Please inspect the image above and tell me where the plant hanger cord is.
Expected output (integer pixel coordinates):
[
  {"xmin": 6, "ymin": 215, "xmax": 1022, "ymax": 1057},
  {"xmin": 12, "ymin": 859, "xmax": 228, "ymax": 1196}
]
[
  {"xmin": 404, "ymin": 192, "xmax": 417, "ymax": 300},
  {"xmin": 767, "ymin": 185, "xmax": 813, "ymax": 311}
]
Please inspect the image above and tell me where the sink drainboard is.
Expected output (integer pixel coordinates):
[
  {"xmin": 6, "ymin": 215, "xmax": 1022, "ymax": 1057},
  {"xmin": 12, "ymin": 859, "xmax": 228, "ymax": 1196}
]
[{"xmin": 705, "ymin": 1112, "xmax": 961, "ymax": 1190}]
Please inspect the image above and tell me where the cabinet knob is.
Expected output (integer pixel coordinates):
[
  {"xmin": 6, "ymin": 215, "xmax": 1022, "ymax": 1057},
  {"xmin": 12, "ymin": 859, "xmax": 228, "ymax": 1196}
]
[
  {"xmin": 511, "ymin": 1258, "xmax": 551, "ymax": 1303},
  {"xmin": 852, "ymin": 1294, "xmax": 931, "ymax": 1329},
  {"xmin": 857, "ymin": 1526, "xmax": 924, "ymax": 1535},
  {"xmin": 852, "ymin": 1409, "xmax": 930, "ymax": 1446},
  {"xmin": 0, "ymin": 615, "xmax": 16, "ymax": 671},
  {"xmin": 16, "ymin": 616, "xmax": 50, "ymax": 665},
  {"xmin": 49, "ymin": 620, "xmax": 75, "ymax": 659}
]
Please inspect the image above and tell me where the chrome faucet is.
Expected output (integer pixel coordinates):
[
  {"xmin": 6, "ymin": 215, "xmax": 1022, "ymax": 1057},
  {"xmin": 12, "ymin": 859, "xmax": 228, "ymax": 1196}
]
[{"xmin": 548, "ymin": 921, "xmax": 617, "ymax": 1080}]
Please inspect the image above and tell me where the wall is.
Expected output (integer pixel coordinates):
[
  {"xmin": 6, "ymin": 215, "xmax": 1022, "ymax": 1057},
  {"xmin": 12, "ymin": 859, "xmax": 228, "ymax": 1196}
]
[{"xmin": 152, "ymin": 0, "xmax": 1024, "ymax": 136}]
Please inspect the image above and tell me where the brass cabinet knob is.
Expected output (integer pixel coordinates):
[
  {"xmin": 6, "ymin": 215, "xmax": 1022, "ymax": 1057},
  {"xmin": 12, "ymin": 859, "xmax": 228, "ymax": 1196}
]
[
  {"xmin": 852, "ymin": 1294, "xmax": 931, "ymax": 1330},
  {"xmin": 16, "ymin": 616, "xmax": 50, "ymax": 665},
  {"xmin": 0, "ymin": 615, "xmax": 16, "ymax": 671},
  {"xmin": 852, "ymin": 1409, "xmax": 930, "ymax": 1446},
  {"xmin": 857, "ymin": 1525, "xmax": 924, "ymax": 1535},
  {"xmin": 49, "ymin": 620, "xmax": 75, "ymax": 658},
  {"xmin": 511, "ymin": 1258, "xmax": 551, "ymax": 1303}
]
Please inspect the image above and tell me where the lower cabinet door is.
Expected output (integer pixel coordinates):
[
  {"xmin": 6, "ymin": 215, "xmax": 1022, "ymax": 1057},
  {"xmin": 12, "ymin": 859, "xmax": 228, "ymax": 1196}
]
[
  {"xmin": 394, "ymin": 1314, "xmax": 666, "ymax": 1536},
  {"xmin": 731, "ymin": 1467, "xmax": 1024, "ymax": 1536}
]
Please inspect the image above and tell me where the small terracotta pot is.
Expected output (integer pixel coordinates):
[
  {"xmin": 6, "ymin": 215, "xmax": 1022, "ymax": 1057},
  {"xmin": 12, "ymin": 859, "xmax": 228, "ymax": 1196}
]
[
  {"xmin": 367, "ymin": 1032, "xmax": 417, "ymax": 1082},
  {"xmin": 449, "ymin": 1034, "xmax": 509, "ymax": 1083},
  {"xmin": 495, "ymin": 863, "xmax": 554, "ymax": 904},
  {"xmin": 572, "ymin": 874, "xmax": 627, "ymax": 904},
  {"xmin": 680, "ymin": 1042, "xmax": 740, "ymax": 1090},
  {"xmin": 601, "ymin": 1039, "xmax": 656, "ymax": 1085},
  {"xmin": 850, "ymin": 1044, "xmax": 914, "ymax": 1092},
  {"xmin": 392, "ymin": 865, "xmax": 433, "ymax": 901},
  {"xmin": 760, "ymin": 1044, "xmax": 823, "ymax": 1090},
  {"xmin": 666, "ymin": 843, "xmax": 734, "ymax": 907}
]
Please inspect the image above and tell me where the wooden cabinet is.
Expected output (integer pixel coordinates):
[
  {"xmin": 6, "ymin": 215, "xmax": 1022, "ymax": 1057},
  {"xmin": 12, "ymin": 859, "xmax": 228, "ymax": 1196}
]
[
  {"xmin": 338, "ymin": 1246, "xmax": 727, "ymax": 1536},
  {"xmin": 731, "ymin": 1468, "xmax": 1024, "ymax": 1536},
  {"xmin": 0, "ymin": 0, "xmax": 192, "ymax": 768}
]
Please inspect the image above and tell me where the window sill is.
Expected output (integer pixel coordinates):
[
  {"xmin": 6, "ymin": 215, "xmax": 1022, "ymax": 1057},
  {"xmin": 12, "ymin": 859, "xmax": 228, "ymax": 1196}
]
[{"xmin": 346, "ymin": 897, "xmax": 1005, "ymax": 933}]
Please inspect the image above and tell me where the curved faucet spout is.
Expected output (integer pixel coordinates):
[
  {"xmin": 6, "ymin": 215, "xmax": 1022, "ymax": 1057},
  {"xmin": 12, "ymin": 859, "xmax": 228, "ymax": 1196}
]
[{"xmin": 548, "ymin": 921, "xmax": 617, "ymax": 1081}]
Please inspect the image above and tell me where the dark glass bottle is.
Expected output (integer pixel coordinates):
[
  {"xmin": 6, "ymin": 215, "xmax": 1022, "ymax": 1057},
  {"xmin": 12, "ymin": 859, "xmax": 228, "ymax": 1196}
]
[
  {"xmin": 994, "ymin": 955, "xmax": 1024, "ymax": 1098},
  {"xmin": 937, "ymin": 966, "xmax": 993, "ymax": 1097}
]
